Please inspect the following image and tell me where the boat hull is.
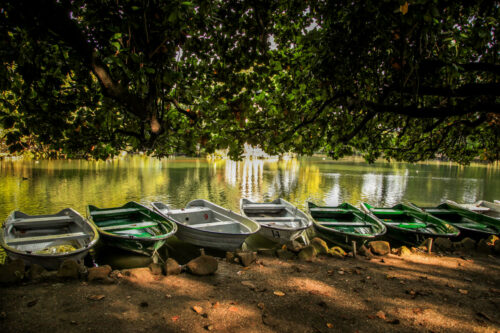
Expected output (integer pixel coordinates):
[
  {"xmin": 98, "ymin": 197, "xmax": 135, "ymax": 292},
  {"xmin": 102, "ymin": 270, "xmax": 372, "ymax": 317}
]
[
  {"xmin": 152, "ymin": 199, "xmax": 260, "ymax": 251},
  {"xmin": 3, "ymin": 248, "xmax": 89, "ymax": 270}
]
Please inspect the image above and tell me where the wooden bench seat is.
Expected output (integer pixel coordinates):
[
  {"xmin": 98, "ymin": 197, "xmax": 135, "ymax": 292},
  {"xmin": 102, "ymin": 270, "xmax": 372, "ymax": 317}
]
[
  {"xmin": 319, "ymin": 222, "xmax": 370, "ymax": 227},
  {"xmin": 190, "ymin": 220, "xmax": 238, "ymax": 228},
  {"xmin": 243, "ymin": 204, "xmax": 286, "ymax": 210},
  {"xmin": 7, "ymin": 232, "xmax": 88, "ymax": 245},
  {"xmin": 253, "ymin": 217, "xmax": 303, "ymax": 222},
  {"xmin": 91, "ymin": 208, "xmax": 141, "ymax": 216},
  {"xmin": 309, "ymin": 208, "xmax": 347, "ymax": 213},
  {"xmin": 100, "ymin": 222, "xmax": 158, "ymax": 231}
]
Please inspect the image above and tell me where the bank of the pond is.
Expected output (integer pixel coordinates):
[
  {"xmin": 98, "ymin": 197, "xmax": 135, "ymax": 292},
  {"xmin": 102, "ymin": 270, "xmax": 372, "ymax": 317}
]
[{"xmin": 1, "ymin": 238, "xmax": 500, "ymax": 333}]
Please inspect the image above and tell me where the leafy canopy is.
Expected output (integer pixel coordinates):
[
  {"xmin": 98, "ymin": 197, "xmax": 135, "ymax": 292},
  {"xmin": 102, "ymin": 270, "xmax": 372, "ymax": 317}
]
[{"xmin": 0, "ymin": 0, "xmax": 498, "ymax": 163}]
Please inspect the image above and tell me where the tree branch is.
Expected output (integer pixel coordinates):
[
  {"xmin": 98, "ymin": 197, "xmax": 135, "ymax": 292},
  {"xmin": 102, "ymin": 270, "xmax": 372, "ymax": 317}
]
[
  {"xmin": 369, "ymin": 102, "xmax": 500, "ymax": 118},
  {"xmin": 170, "ymin": 98, "xmax": 197, "ymax": 121},
  {"xmin": 421, "ymin": 60, "xmax": 500, "ymax": 75}
]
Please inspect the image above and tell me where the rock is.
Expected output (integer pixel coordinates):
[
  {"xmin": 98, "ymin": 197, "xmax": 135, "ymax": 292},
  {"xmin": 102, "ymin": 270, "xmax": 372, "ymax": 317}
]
[
  {"xmin": 148, "ymin": 263, "xmax": 163, "ymax": 275},
  {"xmin": 57, "ymin": 259, "xmax": 80, "ymax": 279},
  {"xmin": 257, "ymin": 248, "xmax": 277, "ymax": 257},
  {"xmin": 0, "ymin": 259, "xmax": 25, "ymax": 284},
  {"xmin": 235, "ymin": 250, "xmax": 257, "ymax": 267},
  {"xmin": 192, "ymin": 305, "xmax": 204, "ymax": 314},
  {"xmin": 495, "ymin": 240, "xmax": 500, "ymax": 254},
  {"xmin": 29, "ymin": 264, "xmax": 47, "ymax": 281},
  {"xmin": 285, "ymin": 240, "xmax": 304, "ymax": 253},
  {"xmin": 329, "ymin": 246, "xmax": 346, "ymax": 258},
  {"xmin": 241, "ymin": 280, "xmax": 256, "ymax": 290},
  {"xmin": 434, "ymin": 237, "xmax": 453, "ymax": 251},
  {"xmin": 368, "ymin": 241, "xmax": 391, "ymax": 256},
  {"xmin": 456, "ymin": 237, "xmax": 476, "ymax": 251},
  {"xmin": 358, "ymin": 245, "xmax": 374, "ymax": 258},
  {"xmin": 298, "ymin": 245, "xmax": 317, "ymax": 261},
  {"xmin": 276, "ymin": 249, "xmax": 295, "ymax": 260},
  {"xmin": 226, "ymin": 251, "xmax": 235, "ymax": 263},
  {"xmin": 311, "ymin": 237, "xmax": 329, "ymax": 254},
  {"xmin": 396, "ymin": 246, "xmax": 412, "ymax": 257},
  {"xmin": 88, "ymin": 265, "xmax": 112, "ymax": 282},
  {"xmin": 204, "ymin": 324, "xmax": 214, "ymax": 331},
  {"xmin": 186, "ymin": 255, "xmax": 218, "ymax": 276},
  {"xmin": 477, "ymin": 239, "xmax": 491, "ymax": 254},
  {"xmin": 164, "ymin": 258, "xmax": 181, "ymax": 275},
  {"xmin": 486, "ymin": 235, "xmax": 499, "ymax": 246}
]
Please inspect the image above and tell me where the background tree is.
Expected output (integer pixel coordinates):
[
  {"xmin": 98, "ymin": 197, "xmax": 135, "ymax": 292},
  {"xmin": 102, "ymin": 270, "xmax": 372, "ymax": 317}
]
[{"xmin": 0, "ymin": 0, "xmax": 498, "ymax": 163}]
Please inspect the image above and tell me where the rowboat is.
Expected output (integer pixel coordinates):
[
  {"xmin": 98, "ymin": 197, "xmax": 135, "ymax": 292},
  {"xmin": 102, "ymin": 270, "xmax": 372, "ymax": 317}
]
[
  {"xmin": 87, "ymin": 202, "xmax": 177, "ymax": 257},
  {"xmin": 447, "ymin": 200, "xmax": 500, "ymax": 220},
  {"xmin": 360, "ymin": 203, "xmax": 460, "ymax": 244},
  {"xmin": 0, "ymin": 208, "xmax": 99, "ymax": 269},
  {"xmin": 151, "ymin": 199, "xmax": 260, "ymax": 251},
  {"xmin": 307, "ymin": 202, "xmax": 386, "ymax": 248},
  {"xmin": 409, "ymin": 202, "xmax": 500, "ymax": 238},
  {"xmin": 240, "ymin": 198, "xmax": 312, "ymax": 244}
]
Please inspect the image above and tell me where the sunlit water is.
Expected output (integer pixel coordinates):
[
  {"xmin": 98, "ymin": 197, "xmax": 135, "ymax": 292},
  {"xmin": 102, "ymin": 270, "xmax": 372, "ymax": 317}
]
[{"xmin": 1, "ymin": 156, "xmax": 499, "ymax": 220}]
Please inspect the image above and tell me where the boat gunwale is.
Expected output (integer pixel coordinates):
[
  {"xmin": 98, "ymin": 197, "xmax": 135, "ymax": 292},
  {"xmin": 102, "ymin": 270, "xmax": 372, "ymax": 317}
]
[
  {"xmin": 0, "ymin": 208, "xmax": 99, "ymax": 259},
  {"xmin": 87, "ymin": 202, "xmax": 177, "ymax": 241}
]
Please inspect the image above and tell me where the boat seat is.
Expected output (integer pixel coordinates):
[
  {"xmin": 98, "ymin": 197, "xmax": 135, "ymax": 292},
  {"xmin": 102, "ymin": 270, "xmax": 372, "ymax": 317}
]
[
  {"xmin": 372, "ymin": 209, "xmax": 405, "ymax": 215},
  {"xmin": 91, "ymin": 208, "xmax": 141, "ymax": 216},
  {"xmin": 253, "ymin": 217, "xmax": 303, "ymax": 222},
  {"xmin": 310, "ymin": 208, "xmax": 346, "ymax": 213},
  {"xmin": 190, "ymin": 220, "xmax": 238, "ymax": 228},
  {"xmin": 169, "ymin": 207, "xmax": 212, "ymax": 214},
  {"xmin": 12, "ymin": 215, "xmax": 74, "ymax": 227},
  {"xmin": 319, "ymin": 222, "xmax": 369, "ymax": 226},
  {"xmin": 6, "ymin": 232, "xmax": 88, "ymax": 245},
  {"xmin": 425, "ymin": 209, "xmax": 450, "ymax": 214},
  {"xmin": 243, "ymin": 204, "xmax": 286, "ymax": 210},
  {"xmin": 100, "ymin": 222, "xmax": 158, "ymax": 231}
]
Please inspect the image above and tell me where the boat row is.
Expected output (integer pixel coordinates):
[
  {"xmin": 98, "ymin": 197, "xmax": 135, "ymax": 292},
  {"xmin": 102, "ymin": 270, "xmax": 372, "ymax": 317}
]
[{"xmin": 1, "ymin": 198, "xmax": 499, "ymax": 269}]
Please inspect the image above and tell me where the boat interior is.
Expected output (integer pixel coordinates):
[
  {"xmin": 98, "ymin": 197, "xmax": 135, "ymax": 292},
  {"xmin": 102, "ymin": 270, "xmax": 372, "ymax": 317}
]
[
  {"xmin": 167, "ymin": 207, "xmax": 251, "ymax": 233},
  {"xmin": 91, "ymin": 208, "xmax": 163, "ymax": 237},
  {"xmin": 242, "ymin": 204, "xmax": 306, "ymax": 229},
  {"xmin": 5, "ymin": 212, "xmax": 90, "ymax": 254},
  {"xmin": 424, "ymin": 209, "xmax": 493, "ymax": 231}
]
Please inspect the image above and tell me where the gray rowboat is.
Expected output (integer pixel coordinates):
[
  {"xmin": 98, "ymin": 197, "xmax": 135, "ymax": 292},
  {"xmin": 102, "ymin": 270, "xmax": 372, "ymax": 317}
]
[
  {"xmin": 151, "ymin": 199, "xmax": 260, "ymax": 251},
  {"xmin": 0, "ymin": 208, "xmax": 99, "ymax": 270},
  {"xmin": 240, "ymin": 198, "xmax": 313, "ymax": 244},
  {"xmin": 448, "ymin": 200, "xmax": 500, "ymax": 220}
]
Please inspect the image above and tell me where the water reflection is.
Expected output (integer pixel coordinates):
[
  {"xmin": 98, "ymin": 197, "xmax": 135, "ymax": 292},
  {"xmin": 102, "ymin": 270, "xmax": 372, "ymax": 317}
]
[{"xmin": 0, "ymin": 156, "xmax": 498, "ymax": 221}]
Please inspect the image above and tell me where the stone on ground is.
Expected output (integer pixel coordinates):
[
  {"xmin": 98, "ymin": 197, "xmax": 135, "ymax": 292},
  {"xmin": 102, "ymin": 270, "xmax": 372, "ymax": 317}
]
[
  {"xmin": 486, "ymin": 235, "xmax": 499, "ymax": 246},
  {"xmin": 0, "ymin": 259, "xmax": 25, "ymax": 284},
  {"xmin": 186, "ymin": 255, "xmax": 218, "ymax": 275},
  {"xmin": 368, "ymin": 241, "xmax": 391, "ymax": 256},
  {"xmin": 276, "ymin": 249, "xmax": 296, "ymax": 260},
  {"xmin": 235, "ymin": 250, "xmax": 257, "ymax": 267},
  {"xmin": 358, "ymin": 245, "xmax": 374, "ymax": 258},
  {"xmin": 29, "ymin": 264, "xmax": 47, "ymax": 281},
  {"xmin": 164, "ymin": 258, "xmax": 181, "ymax": 275},
  {"xmin": 285, "ymin": 240, "xmax": 304, "ymax": 253},
  {"xmin": 88, "ymin": 265, "xmax": 113, "ymax": 282},
  {"xmin": 226, "ymin": 251, "xmax": 236, "ymax": 263},
  {"xmin": 329, "ymin": 246, "xmax": 346, "ymax": 258},
  {"xmin": 396, "ymin": 246, "xmax": 412, "ymax": 257},
  {"xmin": 434, "ymin": 237, "xmax": 453, "ymax": 251},
  {"xmin": 477, "ymin": 239, "xmax": 491, "ymax": 254},
  {"xmin": 494, "ymin": 239, "xmax": 500, "ymax": 254},
  {"xmin": 456, "ymin": 237, "xmax": 476, "ymax": 251},
  {"xmin": 311, "ymin": 237, "xmax": 329, "ymax": 254},
  {"xmin": 148, "ymin": 263, "xmax": 163, "ymax": 275},
  {"xmin": 298, "ymin": 245, "xmax": 317, "ymax": 261},
  {"xmin": 57, "ymin": 259, "xmax": 80, "ymax": 279}
]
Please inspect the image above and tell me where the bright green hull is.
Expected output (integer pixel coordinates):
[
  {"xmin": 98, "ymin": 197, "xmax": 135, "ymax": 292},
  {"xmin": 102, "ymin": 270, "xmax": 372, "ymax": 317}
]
[
  {"xmin": 87, "ymin": 201, "xmax": 177, "ymax": 257},
  {"xmin": 308, "ymin": 202, "xmax": 386, "ymax": 249}
]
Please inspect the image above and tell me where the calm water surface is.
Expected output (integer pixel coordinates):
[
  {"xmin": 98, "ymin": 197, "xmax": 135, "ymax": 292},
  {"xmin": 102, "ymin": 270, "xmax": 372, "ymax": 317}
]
[{"xmin": 0, "ymin": 156, "xmax": 499, "ymax": 220}]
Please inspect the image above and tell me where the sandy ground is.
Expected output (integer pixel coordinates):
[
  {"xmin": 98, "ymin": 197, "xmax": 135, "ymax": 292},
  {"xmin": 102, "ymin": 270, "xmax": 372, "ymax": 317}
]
[{"xmin": 1, "ymin": 251, "xmax": 500, "ymax": 333}]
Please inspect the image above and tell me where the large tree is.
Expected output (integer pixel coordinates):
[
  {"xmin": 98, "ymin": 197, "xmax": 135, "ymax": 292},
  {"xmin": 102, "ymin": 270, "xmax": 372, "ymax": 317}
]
[{"xmin": 1, "ymin": 0, "xmax": 498, "ymax": 163}]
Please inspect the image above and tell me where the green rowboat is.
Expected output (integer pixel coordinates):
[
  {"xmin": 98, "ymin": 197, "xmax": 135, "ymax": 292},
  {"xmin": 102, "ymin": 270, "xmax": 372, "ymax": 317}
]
[
  {"xmin": 87, "ymin": 202, "xmax": 177, "ymax": 257},
  {"xmin": 361, "ymin": 203, "xmax": 460, "ymax": 244},
  {"xmin": 307, "ymin": 202, "xmax": 386, "ymax": 249},
  {"xmin": 409, "ymin": 202, "xmax": 500, "ymax": 238}
]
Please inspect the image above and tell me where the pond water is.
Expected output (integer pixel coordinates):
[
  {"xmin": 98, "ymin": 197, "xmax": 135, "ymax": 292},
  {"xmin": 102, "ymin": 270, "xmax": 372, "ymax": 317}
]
[{"xmin": 1, "ymin": 155, "xmax": 499, "ymax": 220}]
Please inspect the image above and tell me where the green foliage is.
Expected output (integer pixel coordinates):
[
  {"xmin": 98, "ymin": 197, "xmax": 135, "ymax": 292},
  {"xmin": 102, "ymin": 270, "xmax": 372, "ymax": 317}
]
[{"xmin": 0, "ymin": 0, "xmax": 498, "ymax": 163}]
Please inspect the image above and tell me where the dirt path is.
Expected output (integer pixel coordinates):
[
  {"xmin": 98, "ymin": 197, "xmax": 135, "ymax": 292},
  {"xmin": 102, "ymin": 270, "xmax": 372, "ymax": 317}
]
[{"xmin": 1, "ymin": 252, "xmax": 500, "ymax": 333}]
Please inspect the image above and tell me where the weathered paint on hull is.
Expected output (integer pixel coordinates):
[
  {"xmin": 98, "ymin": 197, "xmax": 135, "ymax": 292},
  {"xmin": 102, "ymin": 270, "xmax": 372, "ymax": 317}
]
[
  {"xmin": 175, "ymin": 225, "xmax": 247, "ymax": 251},
  {"xmin": 4, "ymin": 248, "xmax": 89, "ymax": 270},
  {"xmin": 258, "ymin": 225, "xmax": 306, "ymax": 244},
  {"xmin": 101, "ymin": 234, "xmax": 166, "ymax": 257}
]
